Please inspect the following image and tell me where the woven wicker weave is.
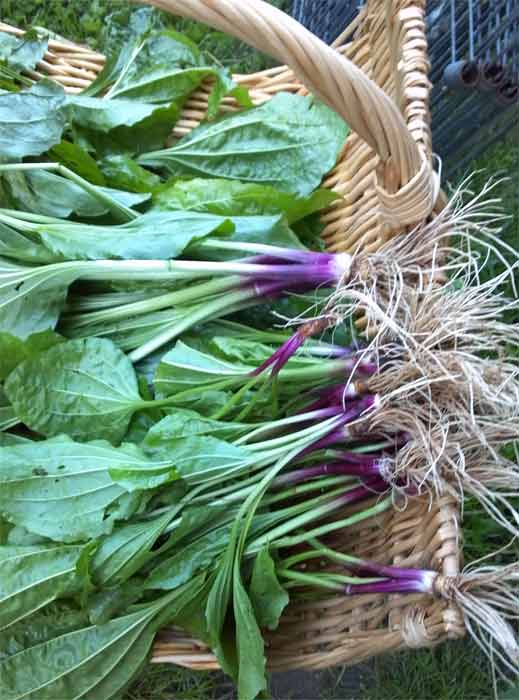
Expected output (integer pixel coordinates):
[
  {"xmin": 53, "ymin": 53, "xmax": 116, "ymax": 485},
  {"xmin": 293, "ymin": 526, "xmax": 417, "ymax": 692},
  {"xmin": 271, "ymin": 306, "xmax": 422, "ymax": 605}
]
[{"xmin": 0, "ymin": 0, "xmax": 466, "ymax": 672}]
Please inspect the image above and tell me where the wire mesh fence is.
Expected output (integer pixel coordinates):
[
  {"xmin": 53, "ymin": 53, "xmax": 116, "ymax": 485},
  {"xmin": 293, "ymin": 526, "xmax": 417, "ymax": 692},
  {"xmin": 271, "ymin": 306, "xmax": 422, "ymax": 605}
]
[
  {"xmin": 292, "ymin": 0, "xmax": 519, "ymax": 176},
  {"xmin": 291, "ymin": 0, "xmax": 360, "ymax": 44}
]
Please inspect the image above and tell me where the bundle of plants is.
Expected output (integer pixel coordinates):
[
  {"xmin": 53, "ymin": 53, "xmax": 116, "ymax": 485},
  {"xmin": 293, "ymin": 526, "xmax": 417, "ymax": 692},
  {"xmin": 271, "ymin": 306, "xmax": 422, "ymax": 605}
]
[{"xmin": 1, "ymin": 6, "xmax": 519, "ymax": 700}]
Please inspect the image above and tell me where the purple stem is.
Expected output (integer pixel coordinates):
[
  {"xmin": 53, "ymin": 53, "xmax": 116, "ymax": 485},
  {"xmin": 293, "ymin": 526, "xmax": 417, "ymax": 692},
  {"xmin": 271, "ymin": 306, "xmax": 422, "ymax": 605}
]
[
  {"xmin": 334, "ymin": 478, "xmax": 387, "ymax": 507},
  {"xmin": 302, "ymin": 384, "xmax": 362, "ymax": 413},
  {"xmin": 246, "ymin": 250, "xmax": 339, "ymax": 265},
  {"xmin": 343, "ymin": 578, "xmax": 430, "ymax": 595},
  {"xmin": 341, "ymin": 558, "xmax": 432, "ymax": 582},
  {"xmin": 300, "ymin": 395, "xmax": 379, "ymax": 455},
  {"xmin": 273, "ymin": 459, "xmax": 385, "ymax": 488},
  {"xmin": 237, "ymin": 260, "xmax": 341, "ymax": 285},
  {"xmin": 251, "ymin": 330, "xmax": 306, "ymax": 376}
]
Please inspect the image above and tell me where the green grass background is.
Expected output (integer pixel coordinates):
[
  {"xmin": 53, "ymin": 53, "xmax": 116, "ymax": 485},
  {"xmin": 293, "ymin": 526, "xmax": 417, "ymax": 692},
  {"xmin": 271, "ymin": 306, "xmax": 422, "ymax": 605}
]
[{"xmin": 1, "ymin": 2, "xmax": 518, "ymax": 698}]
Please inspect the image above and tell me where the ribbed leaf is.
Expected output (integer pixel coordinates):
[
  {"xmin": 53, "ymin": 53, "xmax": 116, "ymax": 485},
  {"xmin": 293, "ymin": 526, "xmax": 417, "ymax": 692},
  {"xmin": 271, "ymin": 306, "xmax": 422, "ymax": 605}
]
[{"xmin": 0, "ymin": 436, "xmax": 148, "ymax": 541}]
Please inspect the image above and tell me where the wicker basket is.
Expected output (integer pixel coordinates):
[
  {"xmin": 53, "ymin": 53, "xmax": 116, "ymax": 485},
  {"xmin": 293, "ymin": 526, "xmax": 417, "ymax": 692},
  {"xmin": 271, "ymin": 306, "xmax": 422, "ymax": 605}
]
[{"xmin": 0, "ymin": 0, "xmax": 466, "ymax": 672}]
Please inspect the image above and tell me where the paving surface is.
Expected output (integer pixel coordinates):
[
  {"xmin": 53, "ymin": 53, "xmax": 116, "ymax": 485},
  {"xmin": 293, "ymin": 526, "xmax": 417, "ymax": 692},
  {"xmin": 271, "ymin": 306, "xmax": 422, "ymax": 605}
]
[{"xmin": 269, "ymin": 666, "xmax": 367, "ymax": 700}]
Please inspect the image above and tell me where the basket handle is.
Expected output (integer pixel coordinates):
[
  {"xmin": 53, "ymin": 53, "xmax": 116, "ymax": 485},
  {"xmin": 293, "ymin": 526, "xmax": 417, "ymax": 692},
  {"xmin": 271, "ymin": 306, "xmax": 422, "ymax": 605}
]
[{"xmin": 142, "ymin": 0, "xmax": 438, "ymax": 228}]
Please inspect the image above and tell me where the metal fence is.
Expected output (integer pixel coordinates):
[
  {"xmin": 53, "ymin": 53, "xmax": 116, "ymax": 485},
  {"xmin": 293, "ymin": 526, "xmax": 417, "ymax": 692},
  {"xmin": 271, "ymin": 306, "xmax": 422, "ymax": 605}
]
[
  {"xmin": 292, "ymin": 1, "xmax": 519, "ymax": 176},
  {"xmin": 291, "ymin": 0, "xmax": 360, "ymax": 44}
]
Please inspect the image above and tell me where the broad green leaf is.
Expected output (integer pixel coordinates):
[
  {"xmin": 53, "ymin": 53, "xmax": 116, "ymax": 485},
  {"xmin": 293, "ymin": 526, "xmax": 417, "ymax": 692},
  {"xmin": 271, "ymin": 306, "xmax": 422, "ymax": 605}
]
[
  {"xmin": 99, "ymin": 154, "xmax": 160, "ymax": 193},
  {"xmin": 86, "ymin": 17, "xmax": 249, "ymax": 115},
  {"xmin": 201, "ymin": 215, "xmax": 306, "ymax": 258},
  {"xmin": 5, "ymin": 170, "xmax": 149, "ymax": 220},
  {"xmin": 33, "ymin": 210, "xmax": 233, "ymax": 261},
  {"xmin": 233, "ymin": 566, "xmax": 267, "ymax": 700},
  {"xmin": 0, "ymin": 404, "xmax": 17, "ymax": 432},
  {"xmin": 154, "ymin": 341, "xmax": 251, "ymax": 399},
  {"xmin": 165, "ymin": 573, "xmax": 213, "ymax": 643},
  {"xmin": 0, "ymin": 330, "xmax": 64, "ymax": 380},
  {"xmin": 139, "ymin": 93, "xmax": 349, "ymax": 196},
  {"xmin": 123, "ymin": 375, "xmax": 163, "ymax": 444},
  {"xmin": 0, "ymin": 544, "xmax": 87, "ymax": 631},
  {"xmin": 72, "ymin": 100, "xmax": 182, "ymax": 157},
  {"xmin": 67, "ymin": 95, "xmax": 162, "ymax": 132},
  {"xmin": 210, "ymin": 336, "xmax": 278, "ymax": 365},
  {"xmin": 4, "ymin": 525, "xmax": 48, "ymax": 547},
  {"xmin": 92, "ymin": 511, "xmax": 173, "ymax": 586},
  {"xmin": 0, "ymin": 220, "xmax": 56, "ymax": 264},
  {"xmin": 143, "ymin": 409, "xmax": 248, "ymax": 447},
  {"xmin": 87, "ymin": 580, "xmax": 144, "ymax": 625},
  {"xmin": 146, "ymin": 522, "xmax": 230, "ymax": 591},
  {"xmin": 0, "ymin": 258, "xmax": 73, "ymax": 340},
  {"xmin": 0, "ymin": 516, "xmax": 13, "ymax": 544},
  {"xmin": 0, "ymin": 432, "xmax": 30, "ymax": 447},
  {"xmin": 0, "ymin": 596, "xmax": 159, "ymax": 700},
  {"xmin": 82, "ymin": 7, "xmax": 163, "ymax": 97},
  {"xmin": 206, "ymin": 548, "xmax": 234, "ymax": 650},
  {"xmin": 154, "ymin": 178, "xmax": 338, "ymax": 224},
  {"xmin": 0, "ymin": 579, "xmax": 206, "ymax": 700},
  {"xmin": 4, "ymin": 338, "xmax": 142, "ymax": 444},
  {"xmin": 50, "ymin": 140, "xmax": 106, "ymax": 185},
  {"xmin": 62, "ymin": 308, "xmax": 184, "ymax": 354},
  {"xmin": 0, "ymin": 602, "xmax": 89, "ymax": 661},
  {"xmin": 0, "ymin": 436, "xmax": 147, "ymax": 541},
  {"xmin": 0, "ymin": 386, "xmax": 17, "ymax": 432},
  {"xmin": 0, "ymin": 81, "xmax": 66, "ymax": 159},
  {"xmin": 249, "ymin": 547, "xmax": 289, "ymax": 631},
  {"xmin": 111, "ymin": 435, "xmax": 250, "ymax": 490},
  {"xmin": 0, "ymin": 30, "xmax": 48, "ymax": 73}
]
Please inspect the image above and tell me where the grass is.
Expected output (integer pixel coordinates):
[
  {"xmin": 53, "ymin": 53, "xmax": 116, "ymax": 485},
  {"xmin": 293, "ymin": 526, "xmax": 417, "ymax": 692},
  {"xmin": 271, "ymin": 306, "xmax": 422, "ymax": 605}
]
[
  {"xmin": 1, "ymin": 2, "xmax": 518, "ymax": 698},
  {"xmin": 357, "ymin": 640, "xmax": 496, "ymax": 700}
]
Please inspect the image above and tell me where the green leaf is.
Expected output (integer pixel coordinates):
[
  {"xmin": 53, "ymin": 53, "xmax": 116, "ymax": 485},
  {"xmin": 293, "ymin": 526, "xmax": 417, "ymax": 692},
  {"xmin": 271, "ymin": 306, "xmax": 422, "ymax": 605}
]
[
  {"xmin": 67, "ymin": 95, "xmax": 162, "ymax": 132},
  {"xmin": 33, "ymin": 210, "xmax": 233, "ymax": 261},
  {"xmin": 154, "ymin": 341, "xmax": 250, "ymax": 399},
  {"xmin": 0, "ymin": 431, "xmax": 31, "ymax": 448},
  {"xmin": 4, "ymin": 170, "xmax": 149, "ymax": 220},
  {"xmin": 0, "ymin": 81, "xmax": 66, "ymax": 159},
  {"xmin": 82, "ymin": 7, "xmax": 167, "ymax": 97},
  {"xmin": 146, "ymin": 522, "xmax": 230, "ymax": 591},
  {"xmin": 0, "ymin": 601, "xmax": 89, "ymax": 661},
  {"xmin": 143, "ymin": 409, "xmax": 247, "ymax": 447},
  {"xmin": 0, "ymin": 219, "xmax": 56, "ymax": 264},
  {"xmin": 165, "ymin": 573, "xmax": 213, "ymax": 643},
  {"xmin": 0, "ymin": 543, "xmax": 88, "ymax": 631},
  {"xmin": 4, "ymin": 525, "xmax": 48, "ymax": 547},
  {"xmin": 87, "ymin": 579, "xmax": 144, "ymax": 625},
  {"xmin": 139, "ymin": 93, "xmax": 349, "ymax": 196},
  {"xmin": 203, "ymin": 215, "xmax": 306, "ymax": 258},
  {"xmin": 87, "ymin": 17, "xmax": 249, "ymax": 114},
  {"xmin": 63, "ymin": 308, "xmax": 187, "ymax": 355},
  {"xmin": 0, "ymin": 30, "xmax": 48, "ymax": 73},
  {"xmin": 233, "ymin": 565, "xmax": 267, "ymax": 700},
  {"xmin": 0, "ymin": 436, "xmax": 147, "ymax": 542},
  {"xmin": 0, "ymin": 596, "xmax": 162, "ymax": 700},
  {"xmin": 249, "ymin": 547, "xmax": 289, "ymax": 631},
  {"xmin": 0, "ymin": 330, "xmax": 64, "ymax": 380},
  {"xmin": 206, "ymin": 548, "xmax": 234, "ymax": 650},
  {"xmin": 99, "ymin": 154, "xmax": 160, "ymax": 193},
  {"xmin": 111, "ymin": 435, "xmax": 249, "ymax": 490},
  {"xmin": 92, "ymin": 511, "xmax": 173, "ymax": 587},
  {"xmin": 73, "ymin": 100, "xmax": 182, "ymax": 157},
  {"xmin": 4, "ymin": 337, "xmax": 142, "ymax": 444},
  {"xmin": 49, "ymin": 140, "xmax": 106, "ymax": 186},
  {"xmin": 0, "ymin": 395, "xmax": 17, "ymax": 432},
  {"xmin": 153, "ymin": 178, "xmax": 338, "ymax": 224},
  {"xmin": 0, "ymin": 258, "xmax": 73, "ymax": 340}
]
